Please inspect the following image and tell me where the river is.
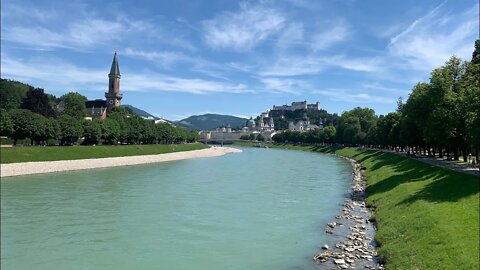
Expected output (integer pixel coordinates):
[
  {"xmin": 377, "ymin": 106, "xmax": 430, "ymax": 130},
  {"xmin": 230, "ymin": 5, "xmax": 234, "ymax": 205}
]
[{"xmin": 1, "ymin": 147, "xmax": 352, "ymax": 269}]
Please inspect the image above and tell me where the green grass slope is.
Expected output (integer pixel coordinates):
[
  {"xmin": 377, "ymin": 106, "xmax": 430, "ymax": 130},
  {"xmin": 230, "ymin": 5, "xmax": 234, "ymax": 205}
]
[
  {"xmin": 270, "ymin": 144, "xmax": 479, "ymax": 269},
  {"xmin": 0, "ymin": 143, "xmax": 208, "ymax": 164}
]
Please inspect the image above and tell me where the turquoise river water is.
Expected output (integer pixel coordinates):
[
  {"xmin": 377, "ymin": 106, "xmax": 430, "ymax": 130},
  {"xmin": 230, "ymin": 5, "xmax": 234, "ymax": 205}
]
[{"xmin": 1, "ymin": 147, "xmax": 352, "ymax": 270}]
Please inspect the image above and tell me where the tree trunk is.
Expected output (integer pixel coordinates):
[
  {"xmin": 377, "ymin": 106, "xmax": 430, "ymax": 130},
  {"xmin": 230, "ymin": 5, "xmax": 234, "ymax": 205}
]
[
  {"xmin": 446, "ymin": 147, "xmax": 450, "ymax": 160},
  {"xmin": 453, "ymin": 148, "xmax": 459, "ymax": 161},
  {"xmin": 439, "ymin": 147, "xmax": 443, "ymax": 158},
  {"xmin": 13, "ymin": 138, "xmax": 17, "ymax": 146},
  {"xmin": 462, "ymin": 147, "xmax": 468, "ymax": 163}
]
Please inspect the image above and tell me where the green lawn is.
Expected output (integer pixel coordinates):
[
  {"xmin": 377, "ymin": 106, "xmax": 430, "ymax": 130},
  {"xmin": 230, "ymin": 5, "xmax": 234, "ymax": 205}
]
[
  {"xmin": 271, "ymin": 144, "xmax": 479, "ymax": 270},
  {"xmin": 0, "ymin": 143, "xmax": 208, "ymax": 164}
]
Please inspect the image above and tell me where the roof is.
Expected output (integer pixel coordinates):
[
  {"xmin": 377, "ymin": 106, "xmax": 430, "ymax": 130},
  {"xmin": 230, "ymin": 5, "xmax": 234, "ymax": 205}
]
[
  {"xmin": 86, "ymin": 99, "xmax": 106, "ymax": 108},
  {"xmin": 109, "ymin": 51, "xmax": 120, "ymax": 76}
]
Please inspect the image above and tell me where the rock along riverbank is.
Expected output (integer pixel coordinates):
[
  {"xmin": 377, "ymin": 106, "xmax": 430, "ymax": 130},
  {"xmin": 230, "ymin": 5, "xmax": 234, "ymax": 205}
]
[
  {"xmin": 0, "ymin": 146, "xmax": 241, "ymax": 178},
  {"xmin": 313, "ymin": 156, "xmax": 384, "ymax": 269}
]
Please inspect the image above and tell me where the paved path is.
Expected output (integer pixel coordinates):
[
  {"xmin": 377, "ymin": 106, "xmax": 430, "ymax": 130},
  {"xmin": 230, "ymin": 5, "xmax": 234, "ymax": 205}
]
[{"xmin": 385, "ymin": 150, "xmax": 480, "ymax": 176}]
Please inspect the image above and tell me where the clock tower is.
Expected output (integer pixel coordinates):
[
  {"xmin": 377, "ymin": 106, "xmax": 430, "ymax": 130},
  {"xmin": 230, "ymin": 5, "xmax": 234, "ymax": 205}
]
[{"xmin": 105, "ymin": 51, "xmax": 122, "ymax": 111}]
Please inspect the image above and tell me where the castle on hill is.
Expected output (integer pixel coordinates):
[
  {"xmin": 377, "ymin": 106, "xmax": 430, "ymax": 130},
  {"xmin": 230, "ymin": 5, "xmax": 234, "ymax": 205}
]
[{"xmin": 85, "ymin": 51, "xmax": 123, "ymax": 119}]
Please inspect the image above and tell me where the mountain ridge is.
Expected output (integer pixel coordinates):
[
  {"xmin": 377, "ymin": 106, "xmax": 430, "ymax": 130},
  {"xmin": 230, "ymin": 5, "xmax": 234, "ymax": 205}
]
[{"xmin": 175, "ymin": 113, "xmax": 248, "ymax": 131}]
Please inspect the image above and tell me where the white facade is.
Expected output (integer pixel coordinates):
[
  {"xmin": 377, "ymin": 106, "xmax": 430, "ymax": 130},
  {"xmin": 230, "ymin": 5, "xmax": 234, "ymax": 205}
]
[{"xmin": 288, "ymin": 120, "xmax": 320, "ymax": 132}]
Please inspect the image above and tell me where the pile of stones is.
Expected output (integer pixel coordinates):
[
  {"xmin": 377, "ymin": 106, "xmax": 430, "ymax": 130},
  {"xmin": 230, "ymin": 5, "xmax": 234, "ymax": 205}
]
[{"xmin": 313, "ymin": 159, "xmax": 385, "ymax": 269}]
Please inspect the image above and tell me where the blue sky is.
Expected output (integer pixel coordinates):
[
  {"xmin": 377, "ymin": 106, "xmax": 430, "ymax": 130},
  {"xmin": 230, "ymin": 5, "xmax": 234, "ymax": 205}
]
[{"xmin": 1, "ymin": 0, "xmax": 478, "ymax": 120}]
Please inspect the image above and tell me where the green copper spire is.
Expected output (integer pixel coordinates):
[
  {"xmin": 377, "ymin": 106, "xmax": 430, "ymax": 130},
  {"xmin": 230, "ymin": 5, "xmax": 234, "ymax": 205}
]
[{"xmin": 109, "ymin": 50, "xmax": 120, "ymax": 76}]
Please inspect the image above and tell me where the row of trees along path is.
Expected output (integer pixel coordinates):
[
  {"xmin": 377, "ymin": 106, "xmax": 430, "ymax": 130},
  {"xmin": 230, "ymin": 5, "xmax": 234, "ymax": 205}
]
[
  {"xmin": 273, "ymin": 40, "xmax": 480, "ymax": 174},
  {"xmin": 0, "ymin": 90, "xmax": 199, "ymax": 146}
]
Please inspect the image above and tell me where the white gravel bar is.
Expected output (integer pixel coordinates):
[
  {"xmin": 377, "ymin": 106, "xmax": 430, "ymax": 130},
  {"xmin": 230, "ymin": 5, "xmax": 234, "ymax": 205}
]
[{"xmin": 1, "ymin": 146, "xmax": 241, "ymax": 178}]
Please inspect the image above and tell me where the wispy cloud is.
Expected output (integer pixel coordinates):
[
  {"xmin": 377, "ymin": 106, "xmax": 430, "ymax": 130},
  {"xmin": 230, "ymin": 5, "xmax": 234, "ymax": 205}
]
[
  {"xmin": 260, "ymin": 77, "xmax": 308, "ymax": 94},
  {"xmin": 315, "ymin": 89, "xmax": 395, "ymax": 104},
  {"xmin": 276, "ymin": 23, "xmax": 304, "ymax": 51},
  {"xmin": 124, "ymin": 48, "xmax": 189, "ymax": 67},
  {"xmin": 388, "ymin": 3, "xmax": 478, "ymax": 70},
  {"xmin": 311, "ymin": 21, "xmax": 351, "ymax": 51},
  {"xmin": 123, "ymin": 48, "xmax": 235, "ymax": 80},
  {"xmin": 1, "ymin": 56, "xmax": 250, "ymax": 95},
  {"xmin": 2, "ymin": 4, "xmax": 196, "ymax": 52},
  {"xmin": 259, "ymin": 54, "xmax": 381, "ymax": 77},
  {"xmin": 202, "ymin": 3, "xmax": 285, "ymax": 51}
]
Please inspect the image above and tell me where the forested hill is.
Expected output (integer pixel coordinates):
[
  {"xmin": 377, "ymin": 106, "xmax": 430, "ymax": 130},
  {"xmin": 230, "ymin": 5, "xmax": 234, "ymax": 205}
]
[
  {"xmin": 121, "ymin": 105, "xmax": 159, "ymax": 120},
  {"xmin": 176, "ymin": 114, "xmax": 248, "ymax": 131}
]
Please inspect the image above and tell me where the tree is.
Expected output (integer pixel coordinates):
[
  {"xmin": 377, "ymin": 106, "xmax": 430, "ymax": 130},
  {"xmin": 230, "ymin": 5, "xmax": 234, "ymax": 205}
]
[
  {"xmin": 336, "ymin": 107, "xmax": 377, "ymax": 145},
  {"xmin": 256, "ymin": 133, "xmax": 265, "ymax": 141},
  {"xmin": 59, "ymin": 92, "xmax": 87, "ymax": 120},
  {"xmin": 323, "ymin": 126, "xmax": 336, "ymax": 143},
  {"xmin": 21, "ymin": 87, "xmax": 56, "ymax": 117},
  {"xmin": 30, "ymin": 113, "xmax": 48, "ymax": 145},
  {"xmin": 9, "ymin": 109, "xmax": 36, "ymax": 145},
  {"xmin": 425, "ymin": 57, "xmax": 467, "ymax": 160},
  {"xmin": 0, "ymin": 79, "xmax": 30, "ymax": 110},
  {"xmin": 101, "ymin": 118, "xmax": 121, "ymax": 144},
  {"xmin": 83, "ymin": 120, "xmax": 102, "ymax": 145},
  {"xmin": 57, "ymin": 114, "xmax": 83, "ymax": 145},
  {"xmin": 0, "ymin": 109, "xmax": 13, "ymax": 137}
]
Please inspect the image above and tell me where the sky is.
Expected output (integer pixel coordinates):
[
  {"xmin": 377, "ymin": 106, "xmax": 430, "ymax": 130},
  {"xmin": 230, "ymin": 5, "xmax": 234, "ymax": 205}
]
[{"xmin": 1, "ymin": 0, "xmax": 478, "ymax": 120}]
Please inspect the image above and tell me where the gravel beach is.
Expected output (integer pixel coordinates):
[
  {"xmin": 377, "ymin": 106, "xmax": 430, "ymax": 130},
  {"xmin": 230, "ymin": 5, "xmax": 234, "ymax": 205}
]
[{"xmin": 1, "ymin": 146, "xmax": 241, "ymax": 178}]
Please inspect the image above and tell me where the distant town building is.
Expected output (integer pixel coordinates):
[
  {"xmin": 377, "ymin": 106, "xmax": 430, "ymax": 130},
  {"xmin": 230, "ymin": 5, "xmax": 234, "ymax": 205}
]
[
  {"xmin": 271, "ymin": 101, "xmax": 320, "ymax": 112},
  {"xmin": 257, "ymin": 113, "xmax": 275, "ymax": 132},
  {"xmin": 85, "ymin": 51, "xmax": 123, "ymax": 119},
  {"xmin": 288, "ymin": 120, "xmax": 320, "ymax": 132}
]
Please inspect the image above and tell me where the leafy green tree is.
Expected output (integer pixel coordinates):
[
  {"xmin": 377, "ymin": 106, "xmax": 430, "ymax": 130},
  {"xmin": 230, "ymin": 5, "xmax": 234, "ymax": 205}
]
[
  {"xmin": 59, "ymin": 92, "xmax": 87, "ymax": 120},
  {"xmin": 101, "ymin": 118, "xmax": 121, "ymax": 144},
  {"xmin": 21, "ymin": 87, "xmax": 56, "ymax": 117},
  {"xmin": 425, "ymin": 57, "xmax": 467, "ymax": 159},
  {"xmin": 83, "ymin": 120, "xmax": 102, "ymax": 145},
  {"xmin": 45, "ymin": 118, "xmax": 60, "ymax": 144},
  {"xmin": 0, "ymin": 79, "xmax": 30, "ymax": 110},
  {"xmin": 57, "ymin": 114, "xmax": 83, "ymax": 145},
  {"xmin": 0, "ymin": 109, "xmax": 13, "ymax": 137},
  {"xmin": 30, "ymin": 113, "xmax": 49, "ymax": 145},
  {"xmin": 323, "ymin": 126, "xmax": 336, "ymax": 143},
  {"xmin": 375, "ymin": 112, "xmax": 401, "ymax": 147},
  {"xmin": 256, "ymin": 133, "xmax": 265, "ymax": 141},
  {"xmin": 9, "ymin": 109, "xmax": 36, "ymax": 145}
]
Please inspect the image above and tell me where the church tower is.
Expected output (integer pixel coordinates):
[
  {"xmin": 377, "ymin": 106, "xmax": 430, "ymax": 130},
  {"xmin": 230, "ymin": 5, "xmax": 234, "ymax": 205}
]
[{"xmin": 105, "ymin": 51, "xmax": 122, "ymax": 110}]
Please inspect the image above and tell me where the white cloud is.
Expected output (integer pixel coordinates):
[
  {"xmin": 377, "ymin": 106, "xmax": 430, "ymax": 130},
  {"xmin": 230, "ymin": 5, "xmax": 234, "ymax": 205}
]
[
  {"xmin": 315, "ymin": 89, "xmax": 395, "ymax": 104},
  {"xmin": 259, "ymin": 54, "xmax": 381, "ymax": 77},
  {"xmin": 202, "ymin": 3, "xmax": 285, "ymax": 51},
  {"xmin": 124, "ymin": 48, "xmax": 188, "ymax": 67},
  {"xmin": 277, "ymin": 23, "xmax": 304, "ymax": 51},
  {"xmin": 2, "ymin": 5, "xmax": 196, "ymax": 52},
  {"xmin": 388, "ymin": 3, "xmax": 478, "ymax": 70},
  {"xmin": 311, "ymin": 21, "xmax": 350, "ymax": 51},
  {"xmin": 123, "ymin": 74, "xmax": 249, "ymax": 94},
  {"xmin": 1, "ymin": 56, "xmax": 250, "ymax": 95},
  {"xmin": 260, "ymin": 77, "xmax": 308, "ymax": 94}
]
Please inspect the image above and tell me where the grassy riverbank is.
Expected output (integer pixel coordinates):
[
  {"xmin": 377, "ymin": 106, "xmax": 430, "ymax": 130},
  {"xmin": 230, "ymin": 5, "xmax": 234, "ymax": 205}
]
[
  {"xmin": 270, "ymin": 144, "xmax": 479, "ymax": 269},
  {"xmin": 0, "ymin": 143, "xmax": 208, "ymax": 164}
]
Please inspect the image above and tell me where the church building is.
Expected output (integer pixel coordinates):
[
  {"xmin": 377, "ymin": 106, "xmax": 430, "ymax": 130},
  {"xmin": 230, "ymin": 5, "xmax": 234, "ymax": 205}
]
[{"xmin": 85, "ymin": 51, "xmax": 123, "ymax": 119}]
